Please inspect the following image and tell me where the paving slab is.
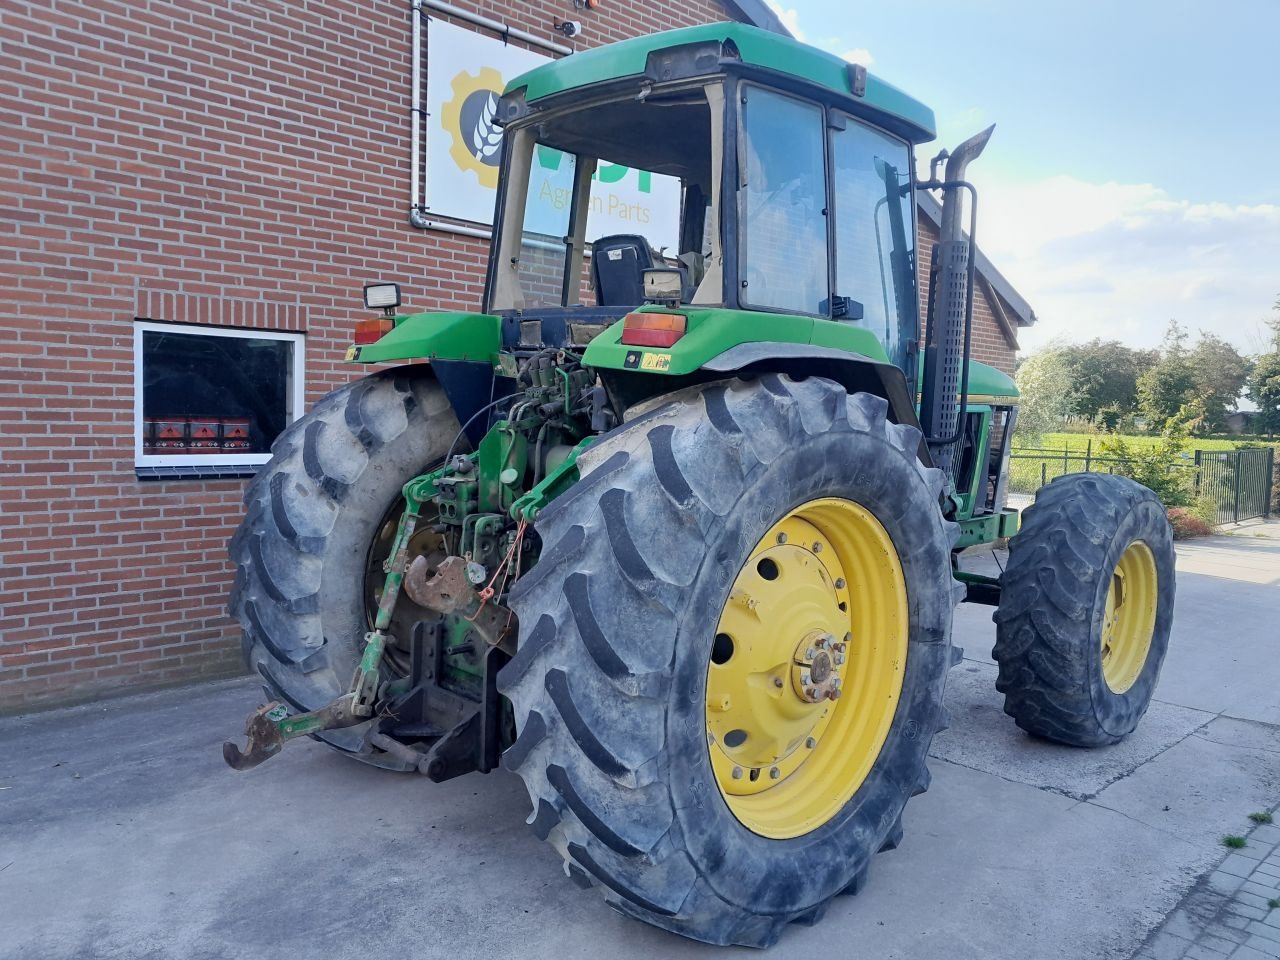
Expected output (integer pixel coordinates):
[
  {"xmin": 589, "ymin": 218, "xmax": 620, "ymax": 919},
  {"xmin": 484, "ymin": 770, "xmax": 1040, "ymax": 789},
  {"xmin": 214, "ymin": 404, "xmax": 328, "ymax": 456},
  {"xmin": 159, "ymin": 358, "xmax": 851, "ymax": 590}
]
[
  {"xmin": 1091, "ymin": 717, "xmax": 1280, "ymax": 848},
  {"xmin": 933, "ymin": 659, "xmax": 1215, "ymax": 799}
]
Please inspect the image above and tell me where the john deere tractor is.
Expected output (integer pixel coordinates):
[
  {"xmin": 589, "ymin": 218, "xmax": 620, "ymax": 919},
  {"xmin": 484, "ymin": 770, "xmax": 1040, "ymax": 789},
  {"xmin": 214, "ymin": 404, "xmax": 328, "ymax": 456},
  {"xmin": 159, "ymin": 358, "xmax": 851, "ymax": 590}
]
[{"xmin": 225, "ymin": 23, "xmax": 1175, "ymax": 947}]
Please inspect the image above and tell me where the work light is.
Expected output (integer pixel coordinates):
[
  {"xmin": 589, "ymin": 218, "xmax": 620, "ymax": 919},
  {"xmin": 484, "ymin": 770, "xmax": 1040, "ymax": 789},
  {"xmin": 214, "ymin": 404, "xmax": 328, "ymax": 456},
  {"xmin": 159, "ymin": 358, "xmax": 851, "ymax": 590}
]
[{"xmin": 363, "ymin": 283, "xmax": 401, "ymax": 311}]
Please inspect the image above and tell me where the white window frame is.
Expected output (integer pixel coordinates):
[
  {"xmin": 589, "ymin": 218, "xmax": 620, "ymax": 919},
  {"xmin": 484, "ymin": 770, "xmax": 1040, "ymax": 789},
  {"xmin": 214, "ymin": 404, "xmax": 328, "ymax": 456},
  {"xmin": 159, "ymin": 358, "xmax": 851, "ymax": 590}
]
[{"xmin": 132, "ymin": 320, "xmax": 306, "ymax": 469}]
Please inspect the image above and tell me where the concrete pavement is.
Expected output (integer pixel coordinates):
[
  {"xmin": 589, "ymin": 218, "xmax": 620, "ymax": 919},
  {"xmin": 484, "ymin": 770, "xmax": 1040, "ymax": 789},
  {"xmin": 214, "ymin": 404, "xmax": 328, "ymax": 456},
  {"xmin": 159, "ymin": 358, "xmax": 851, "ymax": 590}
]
[{"xmin": 1, "ymin": 524, "xmax": 1277, "ymax": 960}]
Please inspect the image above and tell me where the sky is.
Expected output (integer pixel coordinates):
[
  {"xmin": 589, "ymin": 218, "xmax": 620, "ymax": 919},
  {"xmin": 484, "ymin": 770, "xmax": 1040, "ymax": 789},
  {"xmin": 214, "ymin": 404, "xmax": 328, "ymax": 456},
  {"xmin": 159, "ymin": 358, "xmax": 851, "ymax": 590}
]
[{"xmin": 766, "ymin": 0, "xmax": 1280, "ymax": 356}]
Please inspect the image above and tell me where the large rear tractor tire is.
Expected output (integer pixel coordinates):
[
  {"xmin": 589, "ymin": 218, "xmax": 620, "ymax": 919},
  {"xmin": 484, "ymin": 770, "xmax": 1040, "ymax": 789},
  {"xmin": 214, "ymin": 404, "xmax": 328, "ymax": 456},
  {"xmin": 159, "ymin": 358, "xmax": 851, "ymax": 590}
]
[
  {"xmin": 228, "ymin": 366, "xmax": 459, "ymax": 770},
  {"xmin": 993, "ymin": 472, "xmax": 1175, "ymax": 747},
  {"xmin": 499, "ymin": 375, "xmax": 961, "ymax": 947}
]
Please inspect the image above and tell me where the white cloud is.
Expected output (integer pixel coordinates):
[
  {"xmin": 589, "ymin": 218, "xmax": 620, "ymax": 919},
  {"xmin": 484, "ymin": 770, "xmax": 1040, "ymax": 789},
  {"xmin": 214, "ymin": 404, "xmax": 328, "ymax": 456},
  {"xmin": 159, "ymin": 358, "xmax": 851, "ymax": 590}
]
[
  {"xmin": 970, "ymin": 174, "xmax": 1280, "ymax": 356},
  {"xmin": 765, "ymin": 0, "xmax": 807, "ymax": 41},
  {"xmin": 841, "ymin": 48, "xmax": 875, "ymax": 67}
]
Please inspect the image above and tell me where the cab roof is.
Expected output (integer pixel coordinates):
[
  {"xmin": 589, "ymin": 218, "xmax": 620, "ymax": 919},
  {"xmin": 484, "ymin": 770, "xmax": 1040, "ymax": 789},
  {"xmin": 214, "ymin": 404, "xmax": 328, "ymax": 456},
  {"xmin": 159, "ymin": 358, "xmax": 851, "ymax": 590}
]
[{"xmin": 504, "ymin": 22, "xmax": 936, "ymax": 143}]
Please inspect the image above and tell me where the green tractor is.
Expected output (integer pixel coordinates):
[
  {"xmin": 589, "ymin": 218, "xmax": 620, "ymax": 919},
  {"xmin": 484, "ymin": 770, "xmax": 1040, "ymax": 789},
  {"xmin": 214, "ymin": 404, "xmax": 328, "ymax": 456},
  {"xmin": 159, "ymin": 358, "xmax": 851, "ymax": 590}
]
[{"xmin": 224, "ymin": 23, "xmax": 1175, "ymax": 947}]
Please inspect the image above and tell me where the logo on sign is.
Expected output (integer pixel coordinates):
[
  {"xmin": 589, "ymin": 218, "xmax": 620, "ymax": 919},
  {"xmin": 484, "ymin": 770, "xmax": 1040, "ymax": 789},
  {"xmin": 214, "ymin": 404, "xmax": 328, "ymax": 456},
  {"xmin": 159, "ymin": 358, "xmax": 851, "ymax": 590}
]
[{"xmin": 443, "ymin": 67, "xmax": 505, "ymax": 189}]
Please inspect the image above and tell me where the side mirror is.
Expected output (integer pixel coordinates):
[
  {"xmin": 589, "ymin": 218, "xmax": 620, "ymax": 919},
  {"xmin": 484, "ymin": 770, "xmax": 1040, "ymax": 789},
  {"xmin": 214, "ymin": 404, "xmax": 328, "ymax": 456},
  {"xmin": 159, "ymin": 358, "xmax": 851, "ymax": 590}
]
[{"xmin": 828, "ymin": 296, "xmax": 864, "ymax": 321}]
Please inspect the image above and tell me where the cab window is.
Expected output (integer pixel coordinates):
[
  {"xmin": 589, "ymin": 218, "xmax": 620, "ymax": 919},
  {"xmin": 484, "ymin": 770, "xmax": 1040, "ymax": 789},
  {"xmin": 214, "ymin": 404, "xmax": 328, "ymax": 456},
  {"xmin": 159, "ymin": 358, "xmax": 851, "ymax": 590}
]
[
  {"xmin": 740, "ymin": 87, "xmax": 828, "ymax": 315},
  {"xmin": 830, "ymin": 117, "xmax": 918, "ymax": 369}
]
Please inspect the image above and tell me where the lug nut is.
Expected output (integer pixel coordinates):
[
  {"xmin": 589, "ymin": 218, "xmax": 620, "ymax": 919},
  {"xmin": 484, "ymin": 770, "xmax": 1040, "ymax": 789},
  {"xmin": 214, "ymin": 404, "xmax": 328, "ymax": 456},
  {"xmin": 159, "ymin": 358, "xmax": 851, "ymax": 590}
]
[
  {"xmin": 805, "ymin": 687, "xmax": 818, "ymax": 699},
  {"xmin": 776, "ymin": 533, "xmax": 788, "ymax": 544},
  {"xmin": 769, "ymin": 767, "xmax": 780, "ymax": 780},
  {"xmin": 828, "ymin": 688, "xmax": 842, "ymax": 701},
  {"xmin": 835, "ymin": 654, "xmax": 846, "ymax": 665},
  {"xmin": 812, "ymin": 542, "xmax": 822, "ymax": 553},
  {"xmin": 801, "ymin": 672, "xmax": 811, "ymax": 685},
  {"xmin": 773, "ymin": 677, "xmax": 784, "ymax": 689},
  {"xmin": 844, "ymin": 632, "xmax": 853, "ymax": 644},
  {"xmin": 805, "ymin": 736, "xmax": 816, "ymax": 749},
  {"xmin": 834, "ymin": 578, "xmax": 846, "ymax": 589},
  {"xmin": 731, "ymin": 766, "xmax": 743, "ymax": 780}
]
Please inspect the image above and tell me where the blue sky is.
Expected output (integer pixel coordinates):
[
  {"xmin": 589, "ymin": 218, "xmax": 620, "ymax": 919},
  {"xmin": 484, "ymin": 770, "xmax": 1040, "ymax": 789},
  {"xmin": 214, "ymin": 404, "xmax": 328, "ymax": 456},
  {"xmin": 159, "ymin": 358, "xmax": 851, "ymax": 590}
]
[{"xmin": 768, "ymin": 0, "xmax": 1280, "ymax": 354}]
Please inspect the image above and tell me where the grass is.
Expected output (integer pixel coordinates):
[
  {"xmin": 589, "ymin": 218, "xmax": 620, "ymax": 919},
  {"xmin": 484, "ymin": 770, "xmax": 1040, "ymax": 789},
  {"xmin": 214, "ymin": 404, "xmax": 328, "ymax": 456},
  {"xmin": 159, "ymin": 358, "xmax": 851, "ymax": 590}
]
[
  {"xmin": 1248, "ymin": 811, "xmax": 1275, "ymax": 824},
  {"xmin": 1222, "ymin": 835, "xmax": 1248, "ymax": 849},
  {"xmin": 1014, "ymin": 432, "xmax": 1271, "ymax": 456}
]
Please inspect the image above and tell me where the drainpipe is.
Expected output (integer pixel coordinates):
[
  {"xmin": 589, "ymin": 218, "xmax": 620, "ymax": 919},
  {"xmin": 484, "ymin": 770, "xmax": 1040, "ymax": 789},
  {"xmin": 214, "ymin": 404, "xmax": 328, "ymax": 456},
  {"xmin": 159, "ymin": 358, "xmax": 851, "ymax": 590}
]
[{"xmin": 409, "ymin": 0, "xmax": 427, "ymax": 229}]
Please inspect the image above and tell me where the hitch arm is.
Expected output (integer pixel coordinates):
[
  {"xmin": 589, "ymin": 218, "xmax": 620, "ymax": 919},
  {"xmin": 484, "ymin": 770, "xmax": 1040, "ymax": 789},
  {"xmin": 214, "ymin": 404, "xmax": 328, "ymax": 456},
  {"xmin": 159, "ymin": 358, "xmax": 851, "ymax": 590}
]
[
  {"xmin": 222, "ymin": 695, "xmax": 363, "ymax": 771},
  {"xmin": 223, "ymin": 630, "xmax": 389, "ymax": 771}
]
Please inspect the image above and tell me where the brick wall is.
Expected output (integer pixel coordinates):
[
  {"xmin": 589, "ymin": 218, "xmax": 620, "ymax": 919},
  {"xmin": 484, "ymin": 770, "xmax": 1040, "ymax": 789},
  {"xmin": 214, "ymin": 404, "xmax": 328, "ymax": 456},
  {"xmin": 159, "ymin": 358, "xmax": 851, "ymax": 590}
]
[
  {"xmin": 0, "ymin": 0, "xmax": 734, "ymax": 712},
  {"xmin": 916, "ymin": 212, "xmax": 1020, "ymax": 376}
]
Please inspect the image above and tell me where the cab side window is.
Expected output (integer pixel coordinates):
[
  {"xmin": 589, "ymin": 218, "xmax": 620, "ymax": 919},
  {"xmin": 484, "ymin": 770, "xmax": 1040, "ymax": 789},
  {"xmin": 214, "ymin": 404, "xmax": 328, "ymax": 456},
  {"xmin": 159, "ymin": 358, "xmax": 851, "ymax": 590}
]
[{"xmin": 741, "ymin": 88, "xmax": 828, "ymax": 315}]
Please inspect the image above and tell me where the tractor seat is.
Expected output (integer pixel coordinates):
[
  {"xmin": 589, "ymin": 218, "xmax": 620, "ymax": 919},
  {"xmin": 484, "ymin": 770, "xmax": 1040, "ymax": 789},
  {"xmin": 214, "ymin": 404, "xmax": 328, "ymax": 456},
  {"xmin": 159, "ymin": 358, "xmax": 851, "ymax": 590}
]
[{"xmin": 591, "ymin": 234, "xmax": 655, "ymax": 307}]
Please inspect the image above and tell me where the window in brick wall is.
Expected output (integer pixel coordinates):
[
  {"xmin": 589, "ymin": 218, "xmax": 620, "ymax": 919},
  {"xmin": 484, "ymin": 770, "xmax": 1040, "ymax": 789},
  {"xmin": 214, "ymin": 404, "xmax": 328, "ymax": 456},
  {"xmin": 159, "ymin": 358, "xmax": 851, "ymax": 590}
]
[{"xmin": 133, "ymin": 321, "xmax": 304, "ymax": 475}]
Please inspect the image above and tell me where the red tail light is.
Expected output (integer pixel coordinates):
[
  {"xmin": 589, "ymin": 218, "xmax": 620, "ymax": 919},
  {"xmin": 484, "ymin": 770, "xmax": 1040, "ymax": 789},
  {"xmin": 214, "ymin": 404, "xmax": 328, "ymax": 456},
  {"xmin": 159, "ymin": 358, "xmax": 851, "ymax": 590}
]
[
  {"xmin": 620, "ymin": 311, "xmax": 686, "ymax": 348},
  {"xmin": 354, "ymin": 317, "xmax": 394, "ymax": 344}
]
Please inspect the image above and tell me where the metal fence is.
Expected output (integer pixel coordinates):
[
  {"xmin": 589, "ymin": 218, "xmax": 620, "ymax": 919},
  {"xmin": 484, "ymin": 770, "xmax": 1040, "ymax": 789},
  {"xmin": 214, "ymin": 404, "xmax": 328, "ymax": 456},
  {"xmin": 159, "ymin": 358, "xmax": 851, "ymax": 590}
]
[
  {"xmin": 1008, "ymin": 443, "xmax": 1275, "ymax": 525},
  {"xmin": 1194, "ymin": 448, "xmax": 1276, "ymax": 525}
]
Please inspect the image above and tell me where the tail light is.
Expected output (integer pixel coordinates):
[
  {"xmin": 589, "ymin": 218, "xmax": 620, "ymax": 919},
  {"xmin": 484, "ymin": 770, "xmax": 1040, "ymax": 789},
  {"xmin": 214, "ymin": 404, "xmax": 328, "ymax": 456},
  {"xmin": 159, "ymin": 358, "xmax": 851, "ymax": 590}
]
[
  {"xmin": 621, "ymin": 311, "xmax": 686, "ymax": 348},
  {"xmin": 354, "ymin": 317, "xmax": 394, "ymax": 344}
]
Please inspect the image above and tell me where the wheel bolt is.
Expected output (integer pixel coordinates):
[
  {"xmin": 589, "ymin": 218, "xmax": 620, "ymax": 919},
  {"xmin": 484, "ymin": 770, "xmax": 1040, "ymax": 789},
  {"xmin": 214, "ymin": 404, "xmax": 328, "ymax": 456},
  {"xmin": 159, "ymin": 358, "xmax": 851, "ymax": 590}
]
[
  {"xmin": 776, "ymin": 533, "xmax": 788, "ymax": 544},
  {"xmin": 844, "ymin": 632, "xmax": 853, "ymax": 644},
  {"xmin": 772, "ymin": 676, "xmax": 784, "ymax": 688},
  {"xmin": 806, "ymin": 687, "xmax": 818, "ymax": 699},
  {"xmin": 834, "ymin": 578, "xmax": 846, "ymax": 589},
  {"xmin": 812, "ymin": 542, "xmax": 822, "ymax": 553},
  {"xmin": 835, "ymin": 654, "xmax": 846, "ymax": 665},
  {"xmin": 828, "ymin": 688, "xmax": 841, "ymax": 701},
  {"xmin": 801, "ymin": 672, "xmax": 811, "ymax": 685},
  {"xmin": 805, "ymin": 737, "xmax": 816, "ymax": 749},
  {"xmin": 731, "ymin": 766, "xmax": 743, "ymax": 780},
  {"xmin": 769, "ymin": 766, "xmax": 780, "ymax": 779}
]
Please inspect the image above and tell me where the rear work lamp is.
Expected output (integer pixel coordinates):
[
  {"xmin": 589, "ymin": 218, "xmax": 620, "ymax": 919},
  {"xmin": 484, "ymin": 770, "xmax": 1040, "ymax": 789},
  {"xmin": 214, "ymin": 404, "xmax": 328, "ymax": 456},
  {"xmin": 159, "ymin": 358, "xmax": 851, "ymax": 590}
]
[
  {"xmin": 363, "ymin": 282, "xmax": 401, "ymax": 311},
  {"xmin": 620, "ymin": 311, "xmax": 686, "ymax": 348}
]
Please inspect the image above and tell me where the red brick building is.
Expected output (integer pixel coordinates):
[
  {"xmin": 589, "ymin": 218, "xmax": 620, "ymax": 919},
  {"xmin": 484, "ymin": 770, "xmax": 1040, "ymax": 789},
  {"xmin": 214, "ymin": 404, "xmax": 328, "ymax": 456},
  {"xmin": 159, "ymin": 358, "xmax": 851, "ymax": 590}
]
[{"xmin": 0, "ymin": 0, "xmax": 1033, "ymax": 712}]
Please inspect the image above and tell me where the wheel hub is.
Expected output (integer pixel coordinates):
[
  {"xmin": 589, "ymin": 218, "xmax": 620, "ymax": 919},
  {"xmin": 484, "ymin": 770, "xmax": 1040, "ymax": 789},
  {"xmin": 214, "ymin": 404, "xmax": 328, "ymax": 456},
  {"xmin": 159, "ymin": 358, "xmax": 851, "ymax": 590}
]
[
  {"xmin": 791, "ymin": 632, "xmax": 844, "ymax": 703},
  {"xmin": 705, "ymin": 498, "xmax": 908, "ymax": 839}
]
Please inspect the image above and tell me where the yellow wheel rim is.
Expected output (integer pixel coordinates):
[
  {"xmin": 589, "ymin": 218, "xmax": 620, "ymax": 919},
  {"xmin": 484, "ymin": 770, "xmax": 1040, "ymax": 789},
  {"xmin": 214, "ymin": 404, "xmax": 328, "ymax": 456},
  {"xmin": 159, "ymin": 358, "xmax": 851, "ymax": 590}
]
[
  {"xmin": 706, "ymin": 498, "xmax": 908, "ymax": 839},
  {"xmin": 1100, "ymin": 540, "xmax": 1158, "ymax": 694}
]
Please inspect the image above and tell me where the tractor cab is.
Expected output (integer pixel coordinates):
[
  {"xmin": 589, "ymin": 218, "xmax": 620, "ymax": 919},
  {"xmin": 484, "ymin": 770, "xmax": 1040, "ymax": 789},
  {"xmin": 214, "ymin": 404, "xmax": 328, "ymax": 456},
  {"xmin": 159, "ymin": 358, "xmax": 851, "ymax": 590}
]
[{"xmin": 485, "ymin": 23, "xmax": 928, "ymax": 378}]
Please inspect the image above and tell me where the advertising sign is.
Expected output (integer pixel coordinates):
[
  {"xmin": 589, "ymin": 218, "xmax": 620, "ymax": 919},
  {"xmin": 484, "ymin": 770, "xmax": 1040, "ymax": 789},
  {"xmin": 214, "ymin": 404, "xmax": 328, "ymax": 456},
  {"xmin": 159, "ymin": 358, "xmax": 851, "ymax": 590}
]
[{"xmin": 425, "ymin": 21, "xmax": 680, "ymax": 248}]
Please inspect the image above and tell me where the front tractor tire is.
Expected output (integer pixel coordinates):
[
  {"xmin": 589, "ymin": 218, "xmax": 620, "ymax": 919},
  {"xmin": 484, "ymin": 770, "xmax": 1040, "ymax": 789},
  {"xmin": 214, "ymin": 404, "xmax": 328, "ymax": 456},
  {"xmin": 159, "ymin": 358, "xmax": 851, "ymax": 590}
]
[
  {"xmin": 499, "ymin": 376, "xmax": 961, "ymax": 947},
  {"xmin": 993, "ymin": 472, "xmax": 1176, "ymax": 747},
  {"xmin": 229, "ymin": 366, "xmax": 458, "ymax": 770}
]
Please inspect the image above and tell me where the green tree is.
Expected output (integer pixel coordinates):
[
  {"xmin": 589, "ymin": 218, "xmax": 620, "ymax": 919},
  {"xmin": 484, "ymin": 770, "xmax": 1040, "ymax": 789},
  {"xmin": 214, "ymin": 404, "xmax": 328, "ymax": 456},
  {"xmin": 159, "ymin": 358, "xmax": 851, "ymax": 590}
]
[
  {"xmin": 1188, "ymin": 333, "xmax": 1252, "ymax": 431},
  {"xmin": 1058, "ymin": 339, "xmax": 1154, "ymax": 422},
  {"xmin": 1138, "ymin": 321, "xmax": 1196, "ymax": 430},
  {"xmin": 1014, "ymin": 346, "xmax": 1078, "ymax": 442},
  {"xmin": 1248, "ymin": 302, "xmax": 1280, "ymax": 436}
]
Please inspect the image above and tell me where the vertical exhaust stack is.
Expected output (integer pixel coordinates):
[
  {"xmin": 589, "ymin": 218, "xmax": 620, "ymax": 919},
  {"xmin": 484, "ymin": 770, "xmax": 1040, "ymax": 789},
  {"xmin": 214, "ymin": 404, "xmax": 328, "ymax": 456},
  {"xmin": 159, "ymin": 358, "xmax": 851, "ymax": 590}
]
[{"xmin": 918, "ymin": 125, "xmax": 995, "ymax": 477}]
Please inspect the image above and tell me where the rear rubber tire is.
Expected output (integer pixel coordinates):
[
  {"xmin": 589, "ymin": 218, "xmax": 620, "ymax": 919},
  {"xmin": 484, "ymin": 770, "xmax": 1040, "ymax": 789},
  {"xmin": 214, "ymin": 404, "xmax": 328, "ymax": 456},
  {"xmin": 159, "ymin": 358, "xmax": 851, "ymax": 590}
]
[
  {"xmin": 499, "ymin": 375, "xmax": 960, "ymax": 947},
  {"xmin": 228, "ymin": 365, "xmax": 458, "ymax": 770},
  {"xmin": 992, "ymin": 472, "xmax": 1175, "ymax": 747}
]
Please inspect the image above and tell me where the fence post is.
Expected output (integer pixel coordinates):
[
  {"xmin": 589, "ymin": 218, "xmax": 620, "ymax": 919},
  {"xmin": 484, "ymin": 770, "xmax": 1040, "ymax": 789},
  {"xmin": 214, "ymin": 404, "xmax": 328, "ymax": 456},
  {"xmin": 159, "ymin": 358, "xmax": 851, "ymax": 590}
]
[
  {"xmin": 1040, "ymin": 462, "xmax": 1046, "ymax": 488},
  {"xmin": 1194, "ymin": 449, "xmax": 1201, "ymax": 496},
  {"xmin": 1084, "ymin": 438, "xmax": 1093, "ymax": 472},
  {"xmin": 1063, "ymin": 446, "xmax": 1069, "ymax": 477},
  {"xmin": 1266, "ymin": 447, "xmax": 1275, "ymax": 520},
  {"xmin": 1232, "ymin": 451, "xmax": 1243, "ymax": 525}
]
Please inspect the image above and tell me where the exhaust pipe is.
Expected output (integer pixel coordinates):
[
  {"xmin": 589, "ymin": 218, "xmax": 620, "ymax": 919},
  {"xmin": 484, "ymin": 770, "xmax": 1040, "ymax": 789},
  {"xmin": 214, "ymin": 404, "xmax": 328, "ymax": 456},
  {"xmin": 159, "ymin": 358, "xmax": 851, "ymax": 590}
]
[{"xmin": 917, "ymin": 125, "xmax": 994, "ymax": 478}]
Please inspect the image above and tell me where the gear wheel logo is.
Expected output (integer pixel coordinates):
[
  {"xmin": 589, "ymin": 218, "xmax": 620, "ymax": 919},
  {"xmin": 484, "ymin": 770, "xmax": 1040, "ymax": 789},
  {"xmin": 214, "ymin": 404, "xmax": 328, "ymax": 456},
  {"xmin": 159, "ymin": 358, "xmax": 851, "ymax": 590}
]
[{"xmin": 442, "ymin": 67, "xmax": 505, "ymax": 189}]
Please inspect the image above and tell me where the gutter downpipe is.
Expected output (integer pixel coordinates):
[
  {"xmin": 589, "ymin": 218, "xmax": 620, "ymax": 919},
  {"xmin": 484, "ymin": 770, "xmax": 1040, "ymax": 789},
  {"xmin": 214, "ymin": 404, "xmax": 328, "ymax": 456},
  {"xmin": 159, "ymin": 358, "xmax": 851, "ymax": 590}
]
[{"xmin": 409, "ymin": 0, "xmax": 572, "ymax": 233}]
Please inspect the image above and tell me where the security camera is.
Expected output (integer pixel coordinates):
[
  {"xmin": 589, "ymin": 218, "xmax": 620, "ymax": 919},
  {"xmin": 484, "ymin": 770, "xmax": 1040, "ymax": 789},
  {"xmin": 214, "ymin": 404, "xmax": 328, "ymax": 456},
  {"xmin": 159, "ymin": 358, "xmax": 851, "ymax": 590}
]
[{"xmin": 555, "ymin": 20, "xmax": 582, "ymax": 38}]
